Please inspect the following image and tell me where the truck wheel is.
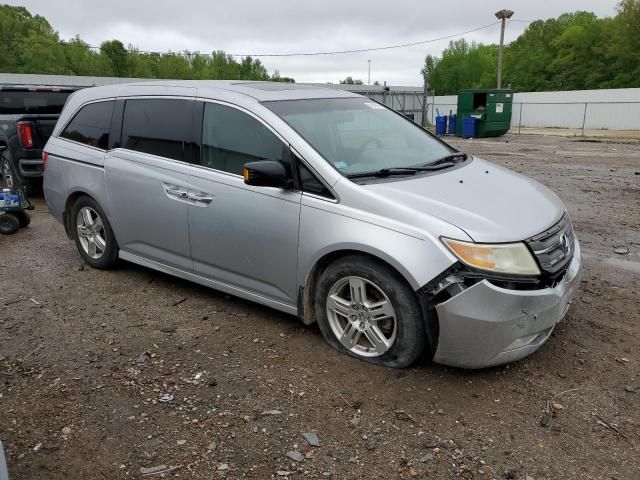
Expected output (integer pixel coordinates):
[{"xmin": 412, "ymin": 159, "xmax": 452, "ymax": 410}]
[
  {"xmin": 71, "ymin": 196, "xmax": 119, "ymax": 269},
  {"xmin": 314, "ymin": 255, "xmax": 427, "ymax": 368},
  {"xmin": 0, "ymin": 213, "xmax": 20, "ymax": 235},
  {"xmin": 15, "ymin": 211, "xmax": 31, "ymax": 227}
]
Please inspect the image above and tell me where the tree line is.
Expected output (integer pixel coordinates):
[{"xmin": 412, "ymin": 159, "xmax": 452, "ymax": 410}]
[
  {"xmin": 422, "ymin": 1, "xmax": 640, "ymax": 94},
  {"xmin": 0, "ymin": 5, "xmax": 294, "ymax": 82}
]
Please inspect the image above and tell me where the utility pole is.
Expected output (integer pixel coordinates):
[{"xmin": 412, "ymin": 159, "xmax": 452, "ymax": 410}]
[
  {"xmin": 368, "ymin": 60, "xmax": 371, "ymax": 85},
  {"xmin": 495, "ymin": 9, "xmax": 514, "ymax": 89}
]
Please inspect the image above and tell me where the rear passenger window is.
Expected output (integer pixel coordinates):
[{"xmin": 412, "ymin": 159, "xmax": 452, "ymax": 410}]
[
  {"xmin": 60, "ymin": 100, "xmax": 114, "ymax": 150},
  {"xmin": 122, "ymin": 99, "xmax": 192, "ymax": 161},
  {"xmin": 201, "ymin": 103, "xmax": 285, "ymax": 175}
]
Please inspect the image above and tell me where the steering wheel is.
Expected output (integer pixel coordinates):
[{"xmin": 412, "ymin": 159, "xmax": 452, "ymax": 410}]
[{"xmin": 357, "ymin": 137, "xmax": 382, "ymax": 154}]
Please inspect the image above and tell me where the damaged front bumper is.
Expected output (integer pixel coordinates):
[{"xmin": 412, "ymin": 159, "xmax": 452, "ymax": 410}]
[{"xmin": 433, "ymin": 239, "xmax": 582, "ymax": 369}]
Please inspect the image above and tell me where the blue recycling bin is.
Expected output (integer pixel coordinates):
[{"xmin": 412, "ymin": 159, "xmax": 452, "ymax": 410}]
[
  {"xmin": 435, "ymin": 116, "xmax": 447, "ymax": 136},
  {"xmin": 448, "ymin": 114, "xmax": 457, "ymax": 135},
  {"xmin": 462, "ymin": 116, "xmax": 477, "ymax": 138}
]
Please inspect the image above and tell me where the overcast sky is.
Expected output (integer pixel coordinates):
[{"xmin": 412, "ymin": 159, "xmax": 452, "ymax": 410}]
[{"xmin": 12, "ymin": 0, "xmax": 620, "ymax": 85}]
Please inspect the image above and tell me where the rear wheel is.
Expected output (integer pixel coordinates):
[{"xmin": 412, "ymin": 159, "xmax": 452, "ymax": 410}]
[
  {"xmin": 0, "ymin": 213, "xmax": 20, "ymax": 235},
  {"xmin": 314, "ymin": 255, "xmax": 427, "ymax": 368},
  {"xmin": 71, "ymin": 196, "xmax": 119, "ymax": 269}
]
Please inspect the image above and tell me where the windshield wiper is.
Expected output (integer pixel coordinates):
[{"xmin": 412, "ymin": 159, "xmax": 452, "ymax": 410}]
[
  {"xmin": 427, "ymin": 152, "xmax": 468, "ymax": 166},
  {"xmin": 346, "ymin": 163, "xmax": 455, "ymax": 179}
]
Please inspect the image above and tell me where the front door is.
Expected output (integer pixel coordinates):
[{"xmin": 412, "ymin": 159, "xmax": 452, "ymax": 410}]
[
  {"xmin": 105, "ymin": 96, "xmax": 195, "ymax": 271},
  {"xmin": 187, "ymin": 101, "xmax": 301, "ymax": 308}
]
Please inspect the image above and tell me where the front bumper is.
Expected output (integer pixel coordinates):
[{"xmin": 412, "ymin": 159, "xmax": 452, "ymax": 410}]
[{"xmin": 433, "ymin": 239, "xmax": 582, "ymax": 369}]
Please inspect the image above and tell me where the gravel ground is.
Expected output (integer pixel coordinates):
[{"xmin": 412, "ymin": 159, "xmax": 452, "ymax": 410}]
[{"xmin": 1, "ymin": 134, "xmax": 639, "ymax": 480}]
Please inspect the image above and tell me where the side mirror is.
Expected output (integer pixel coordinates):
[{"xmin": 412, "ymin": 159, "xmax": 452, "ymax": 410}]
[{"xmin": 243, "ymin": 160, "xmax": 291, "ymax": 188}]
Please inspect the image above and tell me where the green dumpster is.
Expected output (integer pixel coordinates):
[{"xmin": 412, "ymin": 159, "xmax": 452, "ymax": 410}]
[{"xmin": 455, "ymin": 89, "xmax": 513, "ymax": 138}]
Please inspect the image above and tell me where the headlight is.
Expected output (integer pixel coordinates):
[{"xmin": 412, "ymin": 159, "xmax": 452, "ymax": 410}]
[{"xmin": 441, "ymin": 237, "xmax": 541, "ymax": 276}]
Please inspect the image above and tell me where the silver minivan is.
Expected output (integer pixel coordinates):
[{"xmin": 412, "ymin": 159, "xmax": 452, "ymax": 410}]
[{"xmin": 43, "ymin": 81, "xmax": 581, "ymax": 369}]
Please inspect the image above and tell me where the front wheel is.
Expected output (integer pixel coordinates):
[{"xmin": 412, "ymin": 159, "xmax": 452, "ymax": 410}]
[
  {"xmin": 71, "ymin": 196, "xmax": 119, "ymax": 269},
  {"xmin": 314, "ymin": 255, "xmax": 428, "ymax": 368}
]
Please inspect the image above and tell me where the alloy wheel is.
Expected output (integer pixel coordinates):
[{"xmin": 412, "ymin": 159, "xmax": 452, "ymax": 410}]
[
  {"xmin": 325, "ymin": 276, "xmax": 398, "ymax": 357},
  {"xmin": 76, "ymin": 206, "xmax": 106, "ymax": 259}
]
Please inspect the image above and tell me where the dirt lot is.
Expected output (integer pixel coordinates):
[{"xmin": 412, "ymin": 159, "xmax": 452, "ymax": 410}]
[{"xmin": 1, "ymin": 134, "xmax": 639, "ymax": 480}]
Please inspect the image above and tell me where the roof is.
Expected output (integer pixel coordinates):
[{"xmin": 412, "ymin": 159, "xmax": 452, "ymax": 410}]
[{"xmin": 66, "ymin": 80, "xmax": 362, "ymax": 103}]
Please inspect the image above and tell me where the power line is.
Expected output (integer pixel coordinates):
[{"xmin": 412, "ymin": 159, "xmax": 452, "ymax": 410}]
[
  {"xmin": 6, "ymin": 21, "xmax": 501, "ymax": 58},
  {"xmin": 224, "ymin": 21, "xmax": 502, "ymax": 57}
]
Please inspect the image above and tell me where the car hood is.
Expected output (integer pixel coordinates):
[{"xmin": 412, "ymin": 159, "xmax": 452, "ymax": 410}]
[{"xmin": 363, "ymin": 157, "xmax": 565, "ymax": 243}]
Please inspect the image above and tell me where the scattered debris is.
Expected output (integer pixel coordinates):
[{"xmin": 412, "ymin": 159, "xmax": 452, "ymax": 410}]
[
  {"xmin": 552, "ymin": 403, "xmax": 564, "ymax": 411},
  {"xmin": 350, "ymin": 414, "xmax": 361, "ymax": 427},
  {"xmin": 424, "ymin": 439, "xmax": 439, "ymax": 449},
  {"xmin": 172, "ymin": 297, "xmax": 187, "ymax": 306},
  {"xmin": 61, "ymin": 427, "xmax": 71, "ymax": 435},
  {"xmin": 140, "ymin": 465, "xmax": 167, "ymax": 475},
  {"xmin": 624, "ymin": 385, "xmax": 635, "ymax": 393},
  {"xmin": 135, "ymin": 352, "xmax": 151, "ymax": 365},
  {"xmin": 420, "ymin": 453, "xmax": 434, "ymax": 463},
  {"xmin": 539, "ymin": 414, "xmax": 552, "ymax": 428},
  {"xmin": 159, "ymin": 393, "xmax": 174, "ymax": 403},
  {"xmin": 261, "ymin": 409, "xmax": 283, "ymax": 416},
  {"xmin": 301, "ymin": 432, "xmax": 320, "ymax": 447},
  {"xmin": 176, "ymin": 439, "xmax": 186, "ymax": 446},
  {"xmin": 276, "ymin": 471, "xmax": 292, "ymax": 477},
  {"xmin": 217, "ymin": 463, "xmax": 229, "ymax": 471},
  {"xmin": 28, "ymin": 297, "xmax": 40, "ymax": 305},
  {"xmin": 366, "ymin": 436, "xmax": 378, "ymax": 450},
  {"xmin": 393, "ymin": 409, "xmax": 415, "ymax": 422},
  {"xmin": 286, "ymin": 450, "xmax": 304, "ymax": 462}
]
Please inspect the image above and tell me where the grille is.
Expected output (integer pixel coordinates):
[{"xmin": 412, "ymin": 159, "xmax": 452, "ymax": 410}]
[{"xmin": 525, "ymin": 213, "xmax": 575, "ymax": 283}]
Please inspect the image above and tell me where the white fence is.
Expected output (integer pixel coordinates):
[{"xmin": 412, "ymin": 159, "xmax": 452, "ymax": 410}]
[{"xmin": 426, "ymin": 89, "xmax": 640, "ymax": 131}]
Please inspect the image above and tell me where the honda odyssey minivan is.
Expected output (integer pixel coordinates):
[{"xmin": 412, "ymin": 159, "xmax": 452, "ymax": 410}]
[{"xmin": 43, "ymin": 81, "xmax": 581, "ymax": 369}]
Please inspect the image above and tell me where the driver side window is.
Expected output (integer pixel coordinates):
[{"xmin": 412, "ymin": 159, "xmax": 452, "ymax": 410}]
[{"xmin": 201, "ymin": 103, "xmax": 285, "ymax": 175}]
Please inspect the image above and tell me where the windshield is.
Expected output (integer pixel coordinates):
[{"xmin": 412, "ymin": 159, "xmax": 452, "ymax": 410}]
[
  {"xmin": 0, "ymin": 90, "xmax": 72, "ymax": 114},
  {"xmin": 264, "ymin": 97, "xmax": 453, "ymax": 176}
]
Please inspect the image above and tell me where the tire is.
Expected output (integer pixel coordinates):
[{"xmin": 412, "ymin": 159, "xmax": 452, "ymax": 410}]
[
  {"xmin": 70, "ymin": 196, "xmax": 119, "ymax": 269},
  {"xmin": 314, "ymin": 255, "xmax": 427, "ymax": 368},
  {"xmin": 0, "ymin": 213, "xmax": 20, "ymax": 235},
  {"xmin": 15, "ymin": 211, "xmax": 30, "ymax": 227}
]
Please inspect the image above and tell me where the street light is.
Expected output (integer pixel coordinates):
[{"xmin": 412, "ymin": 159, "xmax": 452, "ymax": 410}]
[
  {"xmin": 368, "ymin": 60, "xmax": 371, "ymax": 85},
  {"xmin": 495, "ymin": 9, "xmax": 514, "ymax": 89}
]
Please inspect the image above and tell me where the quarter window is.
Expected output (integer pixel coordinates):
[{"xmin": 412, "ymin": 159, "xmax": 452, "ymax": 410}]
[
  {"xmin": 121, "ymin": 99, "xmax": 192, "ymax": 161},
  {"xmin": 298, "ymin": 162, "xmax": 333, "ymax": 199},
  {"xmin": 201, "ymin": 103, "xmax": 285, "ymax": 175},
  {"xmin": 60, "ymin": 100, "xmax": 114, "ymax": 150}
]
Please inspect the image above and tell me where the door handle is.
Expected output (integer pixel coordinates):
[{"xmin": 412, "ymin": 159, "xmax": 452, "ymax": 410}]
[
  {"xmin": 163, "ymin": 183, "xmax": 188, "ymax": 200},
  {"xmin": 187, "ymin": 191, "xmax": 214, "ymax": 205}
]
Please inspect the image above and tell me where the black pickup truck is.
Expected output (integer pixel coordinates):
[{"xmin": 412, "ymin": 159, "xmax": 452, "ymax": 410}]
[{"xmin": 0, "ymin": 85, "xmax": 79, "ymax": 194}]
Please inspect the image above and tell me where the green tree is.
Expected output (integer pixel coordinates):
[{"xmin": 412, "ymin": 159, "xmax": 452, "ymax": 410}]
[
  {"xmin": 423, "ymin": 4, "xmax": 640, "ymax": 92},
  {"xmin": 340, "ymin": 76, "xmax": 364, "ymax": 85},
  {"xmin": 421, "ymin": 54, "xmax": 438, "ymax": 87},
  {"xmin": 0, "ymin": 4, "xmax": 294, "ymax": 82}
]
